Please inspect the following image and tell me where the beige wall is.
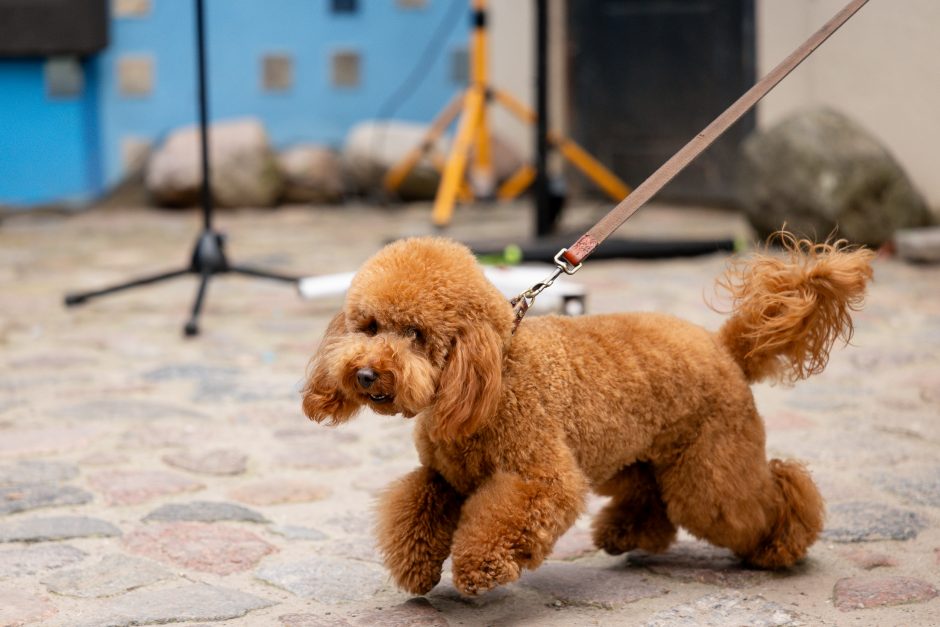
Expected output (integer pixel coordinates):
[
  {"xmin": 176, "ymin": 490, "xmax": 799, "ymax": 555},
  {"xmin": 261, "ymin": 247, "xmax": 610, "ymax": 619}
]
[
  {"xmin": 757, "ymin": 0, "xmax": 940, "ymax": 208},
  {"xmin": 488, "ymin": 0, "xmax": 568, "ymax": 172}
]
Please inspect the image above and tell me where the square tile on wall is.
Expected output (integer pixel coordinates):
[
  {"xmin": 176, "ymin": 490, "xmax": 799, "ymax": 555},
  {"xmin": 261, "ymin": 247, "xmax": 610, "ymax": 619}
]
[
  {"xmin": 262, "ymin": 54, "xmax": 293, "ymax": 92},
  {"xmin": 117, "ymin": 55, "xmax": 154, "ymax": 97}
]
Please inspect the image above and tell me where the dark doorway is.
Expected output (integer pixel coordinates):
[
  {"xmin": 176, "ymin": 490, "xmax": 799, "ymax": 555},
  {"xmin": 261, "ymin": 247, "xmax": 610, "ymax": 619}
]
[{"xmin": 567, "ymin": 0, "xmax": 755, "ymax": 204}]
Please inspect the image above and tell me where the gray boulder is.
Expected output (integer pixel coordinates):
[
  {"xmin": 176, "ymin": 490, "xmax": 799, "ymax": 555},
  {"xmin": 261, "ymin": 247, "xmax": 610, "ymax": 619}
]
[
  {"xmin": 278, "ymin": 145, "xmax": 345, "ymax": 204},
  {"xmin": 738, "ymin": 108, "xmax": 932, "ymax": 245},
  {"xmin": 146, "ymin": 118, "xmax": 283, "ymax": 208},
  {"xmin": 343, "ymin": 120, "xmax": 441, "ymax": 200}
]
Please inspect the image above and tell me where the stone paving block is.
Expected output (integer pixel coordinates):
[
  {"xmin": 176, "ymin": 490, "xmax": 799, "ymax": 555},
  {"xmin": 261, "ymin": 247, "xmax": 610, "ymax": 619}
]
[
  {"xmin": 269, "ymin": 525, "xmax": 329, "ymax": 541},
  {"xmin": 628, "ymin": 541, "xmax": 771, "ymax": 588},
  {"xmin": 644, "ymin": 590, "xmax": 808, "ymax": 626},
  {"xmin": 119, "ymin": 424, "xmax": 210, "ymax": 449},
  {"xmin": 0, "ymin": 516, "xmax": 121, "ymax": 543},
  {"xmin": 277, "ymin": 442, "xmax": 360, "ymax": 470},
  {"xmin": 0, "ymin": 426, "xmax": 99, "ymax": 458},
  {"xmin": 68, "ymin": 582, "xmax": 274, "ymax": 627},
  {"xmin": 256, "ymin": 556, "xmax": 386, "ymax": 603},
  {"xmin": 350, "ymin": 598, "xmax": 450, "ymax": 626},
  {"xmin": 519, "ymin": 561, "xmax": 667, "ymax": 608},
  {"xmin": 324, "ymin": 536, "xmax": 383, "ymax": 563},
  {"xmin": 87, "ymin": 469, "xmax": 204, "ymax": 505},
  {"xmin": 840, "ymin": 548, "xmax": 898, "ymax": 570},
  {"xmin": 143, "ymin": 500, "xmax": 268, "ymax": 524},
  {"xmin": 142, "ymin": 363, "xmax": 241, "ymax": 383},
  {"xmin": 875, "ymin": 465, "xmax": 940, "ymax": 507},
  {"xmin": 274, "ymin": 427, "xmax": 361, "ymax": 444},
  {"xmin": 229, "ymin": 479, "xmax": 331, "ymax": 505},
  {"xmin": 0, "ymin": 544, "xmax": 87, "ymax": 577},
  {"xmin": 60, "ymin": 398, "xmax": 208, "ymax": 421},
  {"xmin": 833, "ymin": 575, "xmax": 938, "ymax": 611},
  {"xmin": 822, "ymin": 501, "xmax": 927, "ymax": 542},
  {"xmin": 124, "ymin": 521, "xmax": 277, "ymax": 575},
  {"xmin": 0, "ymin": 588, "xmax": 58, "ymax": 626},
  {"xmin": 0, "ymin": 483, "xmax": 93, "ymax": 515},
  {"xmin": 162, "ymin": 448, "xmax": 249, "ymax": 475},
  {"xmin": 324, "ymin": 513, "xmax": 373, "ymax": 536},
  {"xmin": 279, "ymin": 613, "xmax": 353, "ymax": 627},
  {"xmin": 0, "ymin": 460, "xmax": 79, "ymax": 485},
  {"xmin": 41, "ymin": 553, "xmax": 172, "ymax": 598}
]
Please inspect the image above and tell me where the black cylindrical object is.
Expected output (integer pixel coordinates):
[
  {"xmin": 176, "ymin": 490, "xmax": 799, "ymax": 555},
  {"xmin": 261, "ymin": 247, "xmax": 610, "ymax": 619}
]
[{"xmin": 195, "ymin": 0, "xmax": 213, "ymax": 231}]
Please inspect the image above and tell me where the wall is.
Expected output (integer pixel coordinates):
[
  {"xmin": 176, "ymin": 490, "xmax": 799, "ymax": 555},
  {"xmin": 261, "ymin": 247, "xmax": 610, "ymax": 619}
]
[
  {"xmin": 96, "ymin": 0, "xmax": 469, "ymax": 187},
  {"xmin": 756, "ymin": 0, "xmax": 940, "ymax": 208},
  {"xmin": 0, "ymin": 59, "xmax": 101, "ymax": 206}
]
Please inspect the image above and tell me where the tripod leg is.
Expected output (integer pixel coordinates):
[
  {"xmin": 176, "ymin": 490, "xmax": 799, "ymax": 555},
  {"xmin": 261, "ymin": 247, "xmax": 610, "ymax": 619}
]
[
  {"xmin": 64, "ymin": 268, "xmax": 191, "ymax": 306},
  {"xmin": 432, "ymin": 85, "xmax": 485, "ymax": 227},
  {"xmin": 229, "ymin": 265, "xmax": 300, "ymax": 284},
  {"xmin": 184, "ymin": 270, "xmax": 212, "ymax": 337},
  {"xmin": 550, "ymin": 134, "xmax": 631, "ymax": 201},
  {"xmin": 497, "ymin": 165, "xmax": 537, "ymax": 200},
  {"xmin": 384, "ymin": 93, "xmax": 464, "ymax": 194},
  {"xmin": 491, "ymin": 88, "xmax": 631, "ymax": 202}
]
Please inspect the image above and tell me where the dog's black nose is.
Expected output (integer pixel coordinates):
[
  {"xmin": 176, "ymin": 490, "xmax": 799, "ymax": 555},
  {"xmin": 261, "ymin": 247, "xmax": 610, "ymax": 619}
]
[{"xmin": 356, "ymin": 367, "xmax": 378, "ymax": 389}]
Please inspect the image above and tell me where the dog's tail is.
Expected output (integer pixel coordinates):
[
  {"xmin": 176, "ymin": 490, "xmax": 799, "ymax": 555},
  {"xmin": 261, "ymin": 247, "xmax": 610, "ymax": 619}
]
[{"xmin": 716, "ymin": 233, "xmax": 875, "ymax": 384}]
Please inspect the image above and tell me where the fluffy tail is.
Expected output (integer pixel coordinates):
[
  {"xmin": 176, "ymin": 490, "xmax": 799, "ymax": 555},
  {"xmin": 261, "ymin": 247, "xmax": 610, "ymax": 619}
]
[{"xmin": 716, "ymin": 233, "xmax": 875, "ymax": 383}]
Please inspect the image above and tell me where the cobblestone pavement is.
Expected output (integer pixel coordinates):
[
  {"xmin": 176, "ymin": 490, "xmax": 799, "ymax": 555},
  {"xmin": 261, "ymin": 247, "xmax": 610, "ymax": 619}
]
[{"xmin": 0, "ymin": 201, "xmax": 938, "ymax": 626}]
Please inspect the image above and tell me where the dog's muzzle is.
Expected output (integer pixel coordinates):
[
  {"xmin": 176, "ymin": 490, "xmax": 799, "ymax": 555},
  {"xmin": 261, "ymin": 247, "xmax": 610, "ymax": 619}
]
[{"xmin": 356, "ymin": 367, "xmax": 393, "ymax": 404}]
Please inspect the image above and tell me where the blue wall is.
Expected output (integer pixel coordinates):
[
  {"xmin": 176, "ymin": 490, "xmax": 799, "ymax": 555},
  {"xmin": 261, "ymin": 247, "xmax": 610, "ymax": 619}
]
[
  {"xmin": 0, "ymin": 59, "xmax": 101, "ymax": 206},
  {"xmin": 97, "ymin": 0, "xmax": 469, "ymax": 188},
  {"xmin": 1, "ymin": 0, "xmax": 468, "ymax": 206}
]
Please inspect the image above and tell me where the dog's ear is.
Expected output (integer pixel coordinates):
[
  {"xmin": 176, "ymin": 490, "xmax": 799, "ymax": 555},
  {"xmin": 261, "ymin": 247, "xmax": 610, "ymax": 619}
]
[
  {"xmin": 302, "ymin": 312, "xmax": 361, "ymax": 425},
  {"xmin": 432, "ymin": 322, "xmax": 503, "ymax": 442}
]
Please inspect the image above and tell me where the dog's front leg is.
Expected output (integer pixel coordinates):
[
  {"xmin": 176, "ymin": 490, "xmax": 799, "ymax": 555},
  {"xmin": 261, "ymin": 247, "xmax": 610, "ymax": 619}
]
[
  {"xmin": 376, "ymin": 466, "xmax": 464, "ymax": 595},
  {"xmin": 450, "ymin": 464, "xmax": 586, "ymax": 595}
]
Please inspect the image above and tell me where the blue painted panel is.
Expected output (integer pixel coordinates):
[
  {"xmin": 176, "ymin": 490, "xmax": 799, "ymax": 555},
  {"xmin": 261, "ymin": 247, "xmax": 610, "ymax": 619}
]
[{"xmin": 0, "ymin": 59, "xmax": 98, "ymax": 206}]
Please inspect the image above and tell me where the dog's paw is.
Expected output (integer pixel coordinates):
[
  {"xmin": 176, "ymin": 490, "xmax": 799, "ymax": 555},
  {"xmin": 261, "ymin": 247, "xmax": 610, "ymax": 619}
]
[
  {"xmin": 451, "ymin": 552, "xmax": 521, "ymax": 596},
  {"xmin": 384, "ymin": 554, "xmax": 444, "ymax": 596},
  {"xmin": 592, "ymin": 521, "xmax": 676, "ymax": 556},
  {"xmin": 395, "ymin": 566, "xmax": 442, "ymax": 596}
]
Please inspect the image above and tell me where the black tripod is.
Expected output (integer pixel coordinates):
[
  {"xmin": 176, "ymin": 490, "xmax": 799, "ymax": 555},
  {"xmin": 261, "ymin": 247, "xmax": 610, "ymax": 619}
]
[{"xmin": 64, "ymin": 0, "xmax": 298, "ymax": 336}]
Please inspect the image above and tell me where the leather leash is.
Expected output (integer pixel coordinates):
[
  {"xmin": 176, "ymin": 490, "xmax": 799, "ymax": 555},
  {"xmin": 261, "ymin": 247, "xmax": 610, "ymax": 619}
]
[{"xmin": 510, "ymin": 0, "xmax": 870, "ymax": 333}]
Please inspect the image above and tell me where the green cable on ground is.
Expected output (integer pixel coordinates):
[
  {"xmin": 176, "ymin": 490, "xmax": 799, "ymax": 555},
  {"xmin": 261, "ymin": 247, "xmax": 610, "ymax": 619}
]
[{"xmin": 478, "ymin": 244, "xmax": 523, "ymax": 266}]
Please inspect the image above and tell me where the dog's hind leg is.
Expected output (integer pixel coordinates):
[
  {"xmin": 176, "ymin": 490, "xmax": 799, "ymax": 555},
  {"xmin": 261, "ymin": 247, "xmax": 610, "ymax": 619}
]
[
  {"xmin": 376, "ymin": 466, "xmax": 465, "ymax": 595},
  {"xmin": 592, "ymin": 462, "xmax": 677, "ymax": 555},
  {"xmin": 655, "ymin": 413, "xmax": 824, "ymax": 569}
]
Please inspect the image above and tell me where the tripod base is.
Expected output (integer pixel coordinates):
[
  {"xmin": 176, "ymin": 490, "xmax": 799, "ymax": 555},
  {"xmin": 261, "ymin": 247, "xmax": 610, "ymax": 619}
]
[
  {"xmin": 467, "ymin": 234, "xmax": 737, "ymax": 262},
  {"xmin": 64, "ymin": 230, "xmax": 299, "ymax": 337}
]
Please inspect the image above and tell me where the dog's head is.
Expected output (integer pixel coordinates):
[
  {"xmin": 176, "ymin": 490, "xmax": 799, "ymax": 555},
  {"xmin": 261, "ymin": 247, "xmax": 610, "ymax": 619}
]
[{"xmin": 302, "ymin": 237, "xmax": 514, "ymax": 441}]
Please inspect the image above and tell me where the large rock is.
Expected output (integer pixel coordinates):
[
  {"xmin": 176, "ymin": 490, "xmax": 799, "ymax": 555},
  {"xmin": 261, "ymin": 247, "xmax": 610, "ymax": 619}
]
[
  {"xmin": 279, "ymin": 145, "xmax": 346, "ymax": 204},
  {"xmin": 738, "ymin": 108, "xmax": 932, "ymax": 246},
  {"xmin": 145, "ymin": 118, "xmax": 283, "ymax": 208},
  {"xmin": 343, "ymin": 120, "xmax": 442, "ymax": 200}
]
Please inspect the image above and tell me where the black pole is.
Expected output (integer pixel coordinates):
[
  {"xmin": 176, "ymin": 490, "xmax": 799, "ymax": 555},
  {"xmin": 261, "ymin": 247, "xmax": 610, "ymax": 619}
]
[
  {"xmin": 534, "ymin": 0, "xmax": 551, "ymax": 237},
  {"xmin": 195, "ymin": 0, "xmax": 213, "ymax": 231}
]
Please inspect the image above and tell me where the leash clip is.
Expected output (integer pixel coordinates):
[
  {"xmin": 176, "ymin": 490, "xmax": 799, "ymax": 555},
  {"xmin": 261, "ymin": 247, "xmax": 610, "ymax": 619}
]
[
  {"xmin": 554, "ymin": 248, "xmax": 582, "ymax": 275},
  {"xmin": 510, "ymin": 248, "xmax": 577, "ymax": 333}
]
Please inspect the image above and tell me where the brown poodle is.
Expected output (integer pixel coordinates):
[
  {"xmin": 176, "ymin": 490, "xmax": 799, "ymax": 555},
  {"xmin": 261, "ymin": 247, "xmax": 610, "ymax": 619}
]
[{"xmin": 302, "ymin": 234, "xmax": 874, "ymax": 596}]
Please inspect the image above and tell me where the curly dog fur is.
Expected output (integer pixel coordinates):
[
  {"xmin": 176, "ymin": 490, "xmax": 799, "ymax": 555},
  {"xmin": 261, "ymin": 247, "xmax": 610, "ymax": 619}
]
[{"xmin": 302, "ymin": 234, "xmax": 874, "ymax": 596}]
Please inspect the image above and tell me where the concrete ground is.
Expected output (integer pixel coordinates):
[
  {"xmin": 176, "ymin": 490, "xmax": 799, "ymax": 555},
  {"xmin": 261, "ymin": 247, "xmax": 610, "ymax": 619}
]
[{"xmin": 0, "ymin": 200, "xmax": 937, "ymax": 627}]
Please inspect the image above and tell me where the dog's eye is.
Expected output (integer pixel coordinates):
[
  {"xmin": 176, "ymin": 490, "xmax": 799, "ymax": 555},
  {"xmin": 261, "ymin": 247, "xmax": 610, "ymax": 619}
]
[
  {"xmin": 405, "ymin": 326, "xmax": 424, "ymax": 343},
  {"xmin": 362, "ymin": 319, "xmax": 378, "ymax": 336}
]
